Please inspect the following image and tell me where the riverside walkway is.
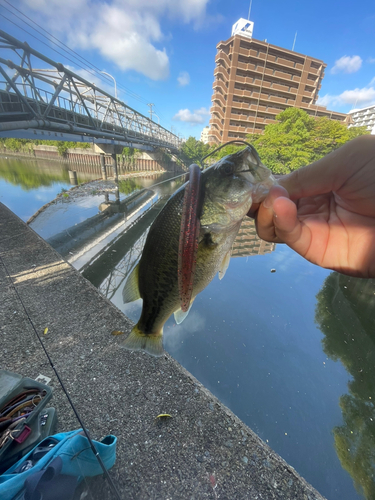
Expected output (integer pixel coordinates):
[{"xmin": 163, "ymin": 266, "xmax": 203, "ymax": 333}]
[{"xmin": 0, "ymin": 202, "xmax": 325, "ymax": 500}]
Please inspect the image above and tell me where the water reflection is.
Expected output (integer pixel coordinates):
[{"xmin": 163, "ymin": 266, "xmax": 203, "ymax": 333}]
[
  {"xmin": 231, "ymin": 218, "xmax": 276, "ymax": 257},
  {"xmin": 118, "ymin": 178, "xmax": 143, "ymax": 195},
  {"xmin": 0, "ymin": 157, "xmax": 70, "ymax": 189},
  {"xmin": 0, "ymin": 156, "xmax": 100, "ymax": 222},
  {"xmin": 315, "ymin": 273, "xmax": 375, "ymax": 498}
]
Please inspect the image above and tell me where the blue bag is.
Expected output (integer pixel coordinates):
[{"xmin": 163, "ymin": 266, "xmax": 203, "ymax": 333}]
[{"xmin": 0, "ymin": 429, "xmax": 117, "ymax": 500}]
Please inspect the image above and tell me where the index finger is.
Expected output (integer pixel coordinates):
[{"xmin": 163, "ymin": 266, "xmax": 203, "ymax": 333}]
[{"xmin": 280, "ymin": 135, "xmax": 375, "ymax": 200}]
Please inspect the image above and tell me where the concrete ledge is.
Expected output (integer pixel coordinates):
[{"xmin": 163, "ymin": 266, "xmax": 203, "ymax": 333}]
[{"xmin": 0, "ymin": 202, "xmax": 325, "ymax": 499}]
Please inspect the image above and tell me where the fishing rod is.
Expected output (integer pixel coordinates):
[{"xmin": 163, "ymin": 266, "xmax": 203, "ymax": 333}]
[{"xmin": 0, "ymin": 255, "xmax": 123, "ymax": 500}]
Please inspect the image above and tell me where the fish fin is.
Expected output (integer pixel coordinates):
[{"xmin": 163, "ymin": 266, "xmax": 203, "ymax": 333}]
[
  {"xmin": 218, "ymin": 250, "xmax": 231, "ymax": 280},
  {"xmin": 122, "ymin": 264, "xmax": 140, "ymax": 303},
  {"xmin": 121, "ymin": 324, "xmax": 164, "ymax": 357},
  {"xmin": 174, "ymin": 298, "xmax": 195, "ymax": 325}
]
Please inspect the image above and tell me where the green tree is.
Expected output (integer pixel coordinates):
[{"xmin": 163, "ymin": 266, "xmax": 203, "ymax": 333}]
[
  {"xmin": 247, "ymin": 108, "xmax": 369, "ymax": 174},
  {"xmin": 307, "ymin": 117, "xmax": 368, "ymax": 162},
  {"xmin": 179, "ymin": 136, "xmax": 210, "ymax": 166},
  {"xmin": 0, "ymin": 138, "xmax": 90, "ymax": 156},
  {"xmin": 251, "ymin": 108, "xmax": 315, "ymax": 174}
]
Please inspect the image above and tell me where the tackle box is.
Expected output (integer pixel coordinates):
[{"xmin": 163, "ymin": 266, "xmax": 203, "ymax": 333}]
[{"xmin": 0, "ymin": 370, "xmax": 56, "ymax": 474}]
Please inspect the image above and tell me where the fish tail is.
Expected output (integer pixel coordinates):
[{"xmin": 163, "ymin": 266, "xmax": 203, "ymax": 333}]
[{"xmin": 122, "ymin": 324, "xmax": 164, "ymax": 357}]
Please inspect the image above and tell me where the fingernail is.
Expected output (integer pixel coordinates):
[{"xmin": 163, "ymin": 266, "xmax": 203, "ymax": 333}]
[{"xmin": 263, "ymin": 196, "xmax": 272, "ymax": 209}]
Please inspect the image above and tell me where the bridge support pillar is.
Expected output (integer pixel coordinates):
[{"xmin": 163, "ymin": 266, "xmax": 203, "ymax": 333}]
[
  {"xmin": 100, "ymin": 153, "xmax": 107, "ymax": 180},
  {"xmin": 111, "ymin": 153, "xmax": 118, "ymax": 182},
  {"xmin": 68, "ymin": 170, "xmax": 78, "ymax": 185}
]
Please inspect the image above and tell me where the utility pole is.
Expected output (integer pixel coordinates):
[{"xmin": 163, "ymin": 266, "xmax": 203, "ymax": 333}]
[{"xmin": 147, "ymin": 103, "xmax": 155, "ymax": 121}]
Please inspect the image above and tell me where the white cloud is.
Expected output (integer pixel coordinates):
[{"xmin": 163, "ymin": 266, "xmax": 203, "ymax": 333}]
[
  {"xmin": 173, "ymin": 107, "xmax": 210, "ymax": 124},
  {"xmin": 317, "ymin": 80, "xmax": 375, "ymax": 108},
  {"xmin": 177, "ymin": 71, "xmax": 190, "ymax": 86},
  {"xmin": 20, "ymin": 0, "xmax": 210, "ymax": 81},
  {"xmin": 367, "ymin": 57, "xmax": 375, "ymax": 64},
  {"xmin": 316, "ymin": 94, "xmax": 332, "ymax": 107},
  {"xmin": 339, "ymin": 87, "xmax": 375, "ymax": 105},
  {"xmin": 331, "ymin": 55, "xmax": 362, "ymax": 74}
]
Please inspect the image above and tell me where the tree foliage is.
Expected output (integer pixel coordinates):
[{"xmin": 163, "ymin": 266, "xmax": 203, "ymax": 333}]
[
  {"xmin": 0, "ymin": 138, "xmax": 91, "ymax": 156},
  {"xmin": 250, "ymin": 108, "xmax": 369, "ymax": 174},
  {"xmin": 179, "ymin": 136, "xmax": 210, "ymax": 166}
]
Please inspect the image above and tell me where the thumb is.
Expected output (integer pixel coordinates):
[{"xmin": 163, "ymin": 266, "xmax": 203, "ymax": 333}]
[{"xmin": 272, "ymin": 196, "xmax": 312, "ymax": 258}]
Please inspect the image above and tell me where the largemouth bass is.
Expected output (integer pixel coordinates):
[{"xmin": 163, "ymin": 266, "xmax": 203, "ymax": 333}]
[{"xmin": 122, "ymin": 146, "xmax": 275, "ymax": 356}]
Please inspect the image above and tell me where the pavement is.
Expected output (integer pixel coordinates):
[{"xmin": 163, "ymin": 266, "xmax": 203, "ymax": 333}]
[{"xmin": 0, "ymin": 202, "xmax": 326, "ymax": 500}]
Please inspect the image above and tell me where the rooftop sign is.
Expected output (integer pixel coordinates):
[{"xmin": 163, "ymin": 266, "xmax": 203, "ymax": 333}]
[{"xmin": 232, "ymin": 18, "xmax": 254, "ymax": 39}]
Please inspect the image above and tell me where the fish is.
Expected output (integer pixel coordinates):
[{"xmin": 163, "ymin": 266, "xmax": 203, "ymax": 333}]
[{"xmin": 121, "ymin": 146, "xmax": 276, "ymax": 356}]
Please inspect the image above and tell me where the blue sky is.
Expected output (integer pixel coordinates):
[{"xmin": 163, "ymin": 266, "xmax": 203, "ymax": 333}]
[{"xmin": 1, "ymin": 0, "xmax": 375, "ymax": 139}]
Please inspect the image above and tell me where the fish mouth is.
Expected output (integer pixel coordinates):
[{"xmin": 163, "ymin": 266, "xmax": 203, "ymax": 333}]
[{"xmin": 236, "ymin": 149, "xmax": 276, "ymax": 201}]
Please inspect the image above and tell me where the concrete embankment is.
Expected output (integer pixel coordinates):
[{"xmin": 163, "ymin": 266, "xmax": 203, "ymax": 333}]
[{"xmin": 0, "ymin": 202, "xmax": 325, "ymax": 499}]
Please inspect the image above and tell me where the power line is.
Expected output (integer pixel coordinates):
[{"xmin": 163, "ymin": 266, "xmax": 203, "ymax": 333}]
[
  {"xmin": 0, "ymin": 13, "xmax": 104, "ymax": 84},
  {"xmin": 0, "ymin": 2, "xmax": 150, "ymax": 106},
  {"xmin": 2, "ymin": 0, "xmax": 102, "ymax": 74}
]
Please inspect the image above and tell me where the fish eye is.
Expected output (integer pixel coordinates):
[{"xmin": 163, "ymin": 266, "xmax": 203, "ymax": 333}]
[{"xmin": 223, "ymin": 164, "xmax": 233, "ymax": 175}]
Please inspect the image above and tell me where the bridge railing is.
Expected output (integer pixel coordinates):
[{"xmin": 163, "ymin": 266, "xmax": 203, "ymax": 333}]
[{"xmin": 0, "ymin": 30, "xmax": 181, "ymax": 151}]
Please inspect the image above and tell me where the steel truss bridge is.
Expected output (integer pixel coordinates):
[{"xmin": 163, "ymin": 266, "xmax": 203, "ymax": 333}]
[{"xmin": 0, "ymin": 30, "xmax": 180, "ymax": 152}]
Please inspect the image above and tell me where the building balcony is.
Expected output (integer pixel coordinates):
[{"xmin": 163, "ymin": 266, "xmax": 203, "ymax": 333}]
[
  {"xmin": 228, "ymin": 124, "xmax": 243, "ymax": 133},
  {"xmin": 272, "ymin": 83, "xmax": 293, "ymax": 94},
  {"xmin": 212, "ymin": 93, "xmax": 226, "ymax": 107},
  {"xmin": 231, "ymin": 101, "xmax": 250, "ymax": 111},
  {"xmin": 215, "ymin": 50, "xmax": 231, "ymax": 68},
  {"xmin": 212, "ymin": 80, "xmax": 227, "ymax": 93},
  {"xmin": 308, "ymin": 66, "xmax": 321, "ymax": 76},
  {"xmin": 262, "ymin": 106, "xmax": 284, "ymax": 115},
  {"xmin": 209, "ymin": 117, "xmax": 223, "ymax": 128},
  {"xmin": 274, "ymin": 70, "xmax": 292, "ymax": 81},
  {"xmin": 238, "ymin": 46, "xmax": 267, "ymax": 61},
  {"xmin": 267, "ymin": 54, "xmax": 304, "ymax": 71},
  {"xmin": 230, "ymin": 112, "xmax": 255, "ymax": 122},
  {"xmin": 267, "ymin": 95, "xmax": 287, "ymax": 105},
  {"xmin": 263, "ymin": 68, "xmax": 301, "ymax": 84},
  {"xmin": 211, "ymin": 105, "xmax": 225, "ymax": 118},
  {"xmin": 236, "ymin": 61, "xmax": 265, "ymax": 76},
  {"xmin": 214, "ymin": 66, "xmax": 229, "ymax": 80},
  {"xmin": 233, "ymin": 88, "xmax": 253, "ymax": 99}
]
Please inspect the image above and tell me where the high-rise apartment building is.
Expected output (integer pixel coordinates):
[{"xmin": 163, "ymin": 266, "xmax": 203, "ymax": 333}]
[
  {"xmin": 348, "ymin": 104, "xmax": 375, "ymax": 134},
  {"xmin": 209, "ymin": 19, "xmax": 348, "ymax": 144},
  {"xmin": 200, "ymin": 126, "xmax": 210, "ymax": 143}
]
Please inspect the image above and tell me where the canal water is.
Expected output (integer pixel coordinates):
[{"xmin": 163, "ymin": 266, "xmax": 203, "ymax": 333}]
[{"xmin": 1, "ymin": 156, "xmax": 374, "ymax": 500}]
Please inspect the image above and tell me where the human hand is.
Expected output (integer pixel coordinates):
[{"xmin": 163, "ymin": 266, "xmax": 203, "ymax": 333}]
[{"xmin": 249, "ymin": 135, "xmax": 375, "ymax": 278}]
